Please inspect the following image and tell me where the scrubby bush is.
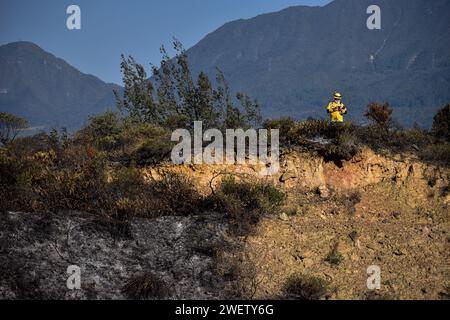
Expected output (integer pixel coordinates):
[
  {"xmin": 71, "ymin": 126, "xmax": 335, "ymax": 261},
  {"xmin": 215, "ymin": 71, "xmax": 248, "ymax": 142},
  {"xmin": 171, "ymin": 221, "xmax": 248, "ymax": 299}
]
[
  {"xmin": 109, "ymin": 165, "xmax": 145, "ymax": 197},
  {"xmin": 83, "ymin": 111, "xmax": 122, "ymax": 151},
  {"xmin": 419, "ymin": 143, "xmax": 450, "ymax": 163},
  {"xmin": 319, "ymin": 130, "xmax": 360, "ymax": 166},
  {"xmin": 219, "ymin": 176, "xmax": 285, "ymax": 210},
  {"xmin": 397, "ymin": 125, "xmax": 432, "ymax": 147},
  {"xmin": 0, "ymin": 150, "xmax": 42, "ymax": 211},
  {"xmin": 0, "ymin": 130, "xmax": 203, "ymax": 218},
  {"xmin": 287, "ymin": 119, "xmax": 331, "ymax": 141},
  {"xmin": 356, "ymin": 122, "xmax": 447, "ymax": 160},
  {"xmin": 76, "ymin": 114, "xmax": 176, "ymax": 166},
  {"xmin": 37, "ymin": 154, "xmax": 110, "ymax": 214},
  {"xmin": 7, "ymin": 132, "xmax": 50, "ymax": 155},
  {"xmin": 432, "ymin": 104, "xmax": 450, "ymax": 142},
  {"xmin": 356, "ymin": 123, "xmax": 392, "ymax": 151},
  {"xmin": 206, "ymin": 175, "xmax": 285, "ymax": 236},
  {"xmin": 365, "ymin": 102, "xmax": 393, "ymax": 127},
  {"xmin": 131, "ymin": 128, "xmax": 174, "ymax": 165},
  {"xmin": 268, "ymin": 102, "xmax": 450, "ymax": 165},
  {"xmin": 283, "ymin": 274, "xmax": 330, "ymax": 300},
  {"xmin": 147, "ymin": 171, "xmax": 202, "ymax": 217},
  {"xmin": 287, "ymin": 119, "xmax": 357, "ymax": 143},
  {"xmin": 263, "ymin": 117, "xmax": 296, "ymax": 146},
  {"xmin": 365, "ymin": 291, "xmax": 397, "ymax": 300}
]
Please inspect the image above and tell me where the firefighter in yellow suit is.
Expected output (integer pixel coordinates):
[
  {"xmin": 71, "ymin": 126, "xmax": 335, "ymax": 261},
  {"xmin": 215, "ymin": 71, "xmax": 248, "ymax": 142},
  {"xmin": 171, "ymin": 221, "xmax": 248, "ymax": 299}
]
[{"xmin": 327, "ymin": 92, "xmax": 347, "ymax": 122}]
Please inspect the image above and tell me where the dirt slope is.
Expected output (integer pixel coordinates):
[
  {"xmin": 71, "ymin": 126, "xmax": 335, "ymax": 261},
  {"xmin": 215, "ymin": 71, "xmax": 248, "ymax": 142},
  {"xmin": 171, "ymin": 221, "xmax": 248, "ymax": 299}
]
[{"xmin": 146, "ymin": 148, "xmax": 450, "ymax": 299}]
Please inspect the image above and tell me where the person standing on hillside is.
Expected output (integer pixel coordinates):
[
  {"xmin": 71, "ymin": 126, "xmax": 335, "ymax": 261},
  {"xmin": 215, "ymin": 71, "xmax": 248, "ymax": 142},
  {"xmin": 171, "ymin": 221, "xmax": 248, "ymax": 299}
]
[{"xmin": 326, "ymin": 92, "xmax": 347, "ymax": 123}]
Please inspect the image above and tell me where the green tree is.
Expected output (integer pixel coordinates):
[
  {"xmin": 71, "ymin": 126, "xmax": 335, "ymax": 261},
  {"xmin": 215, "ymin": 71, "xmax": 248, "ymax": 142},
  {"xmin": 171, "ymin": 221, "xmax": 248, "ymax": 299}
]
[
  {"xmin": 214, "ymin": 69, "xmax": 261, "ymax": 130},
  {"xmin": 152, "ymin": 40, "xmax": 218, "ymax": 129},
  {"xmin": 0, "ymin": 112, "xmax": 29, "ymax": 145},
  {"xmin": 116, "ymin": 39, "xmax": 261, "ymax": 131},
  {"xmin": 236, "ymin": 92, "xmax": 262, "ymax": 128},
  {"xmin": 114, "ymin": 55, "xmax": 161, "ymax": 124},
  {"xmin": 193, "ymin": 72, "xmax": 219, "ymax": 128}
]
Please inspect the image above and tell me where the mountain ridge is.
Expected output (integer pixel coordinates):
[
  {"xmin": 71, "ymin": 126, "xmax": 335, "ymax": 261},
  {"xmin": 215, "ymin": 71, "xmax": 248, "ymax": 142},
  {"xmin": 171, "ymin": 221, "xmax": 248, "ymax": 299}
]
[{"xmin": 0, "ymin": 41, "xmax": 119, "ymax": 131}]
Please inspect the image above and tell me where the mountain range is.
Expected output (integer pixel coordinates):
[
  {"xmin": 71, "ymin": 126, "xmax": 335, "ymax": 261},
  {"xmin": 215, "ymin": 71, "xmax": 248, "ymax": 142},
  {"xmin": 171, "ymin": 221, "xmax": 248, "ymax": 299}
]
[
  {"xmin": 1, "ymin": 0, "xmax": 449, "ymax": 130},
  {"xmin": 0, "ymin": 41, "xmax": 119, "ymax": 131}
]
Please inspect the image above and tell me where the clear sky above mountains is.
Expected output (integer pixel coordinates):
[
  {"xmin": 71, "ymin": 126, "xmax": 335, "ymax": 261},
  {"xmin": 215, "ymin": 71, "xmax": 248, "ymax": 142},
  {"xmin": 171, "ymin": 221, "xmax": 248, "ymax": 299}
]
[{"xmin": 0, "ymin": 0, "xmax": 331, "ymax": 84}]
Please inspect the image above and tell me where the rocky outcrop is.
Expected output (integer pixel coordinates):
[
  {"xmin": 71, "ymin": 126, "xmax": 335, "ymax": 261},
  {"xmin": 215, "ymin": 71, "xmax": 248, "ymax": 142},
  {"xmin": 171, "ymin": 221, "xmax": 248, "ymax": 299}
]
[{"xmin": 144, "ymin": 148, "xmax": 449, "ymax": 198}]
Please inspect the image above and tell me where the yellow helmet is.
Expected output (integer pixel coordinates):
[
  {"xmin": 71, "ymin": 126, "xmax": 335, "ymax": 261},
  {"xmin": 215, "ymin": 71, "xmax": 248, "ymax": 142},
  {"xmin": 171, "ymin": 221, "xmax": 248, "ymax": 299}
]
[{"xmin": 334, "ymin": 92, "xmax": 342, "ymax": 99}]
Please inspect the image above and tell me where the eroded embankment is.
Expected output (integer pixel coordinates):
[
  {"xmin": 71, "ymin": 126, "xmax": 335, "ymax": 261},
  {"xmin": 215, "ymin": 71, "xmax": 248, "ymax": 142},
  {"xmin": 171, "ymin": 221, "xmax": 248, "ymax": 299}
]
[
  {"xmin": 1, "ymin": 148, "xmax": 449, "ymax": 299},
  {"xmin": 145, "ymin": 147, "xmax": 450, "ymax": 202}
]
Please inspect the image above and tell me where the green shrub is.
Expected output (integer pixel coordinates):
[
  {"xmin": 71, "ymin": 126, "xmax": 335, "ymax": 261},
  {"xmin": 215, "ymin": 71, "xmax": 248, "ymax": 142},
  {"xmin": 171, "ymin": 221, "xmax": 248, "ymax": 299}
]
[
  {"xmin": 356, "ymin": 124, "xmax": 393, "ymax": 151},
  {"xmin": 282, "ymin": 119, "xmax": 364, "ymax": 164},
  {"xmin": 219, "ymin": 176, "xmax": 285, "ymax": 212},
  {"xmin": 207, "ymin": 176, "xmax": 285, "ymax": 236},
  {"xmin": 263, "ymin": 117, "xmax": 296, "ymax": 146},
  {"xmin": 112, "ymin": 123, "xmax": 174, "ymax": 165},
  {"xmin": 133, "ymin": 136, "xmax": 174, "ymax": 165},
  {"xmin": 84, "ymin": 111, "xmax": 123, "ymax": 151},
  {"xmin": 398, "ymin": 126, "xmax": 432, "ymax": 147}
]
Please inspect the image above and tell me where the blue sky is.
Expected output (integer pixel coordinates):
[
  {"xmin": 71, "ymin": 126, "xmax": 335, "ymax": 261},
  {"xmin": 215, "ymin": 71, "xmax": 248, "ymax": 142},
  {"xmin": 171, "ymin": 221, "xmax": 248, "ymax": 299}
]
[{"xmin": 0, "ymin": 0, "xmax": 331, "ymax": 84}]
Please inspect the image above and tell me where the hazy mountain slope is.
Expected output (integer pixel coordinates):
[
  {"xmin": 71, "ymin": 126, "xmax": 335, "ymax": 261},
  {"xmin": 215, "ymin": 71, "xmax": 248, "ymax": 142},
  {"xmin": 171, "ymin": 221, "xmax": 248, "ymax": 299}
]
[
  {"xmin": 186, "ymin": 0, "xmax": 450, "ymax": 127},
  {"xmin": 0, "ymin": 42, "xmax": 119, "ymax": 131}
]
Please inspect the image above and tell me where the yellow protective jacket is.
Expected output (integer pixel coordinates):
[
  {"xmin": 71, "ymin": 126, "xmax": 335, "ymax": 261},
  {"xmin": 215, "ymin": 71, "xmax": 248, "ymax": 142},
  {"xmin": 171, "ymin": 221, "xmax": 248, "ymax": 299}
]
[{"xmin": 327, "ymin": 101, "xmax": 347, "ymax": 122}]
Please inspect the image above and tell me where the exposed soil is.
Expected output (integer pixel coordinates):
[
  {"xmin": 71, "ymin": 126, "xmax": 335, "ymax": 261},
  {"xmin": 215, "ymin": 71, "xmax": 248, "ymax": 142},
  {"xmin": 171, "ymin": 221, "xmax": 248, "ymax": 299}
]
[{"xmin": 226, "ymin": 182, "xmax": 449, "ymax": 300}]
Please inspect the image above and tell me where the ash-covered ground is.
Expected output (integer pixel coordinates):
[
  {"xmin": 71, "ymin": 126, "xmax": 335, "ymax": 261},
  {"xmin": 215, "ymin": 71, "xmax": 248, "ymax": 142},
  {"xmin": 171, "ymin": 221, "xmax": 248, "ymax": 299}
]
[{"xmin": 0, "ymin": 210, "xmax": 228, "ymax": 299}]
